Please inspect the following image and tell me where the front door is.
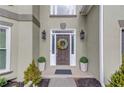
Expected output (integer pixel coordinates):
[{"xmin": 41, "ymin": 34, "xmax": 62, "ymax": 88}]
[
  {"xmin": 56, "ymin": 35, "xmax": 70, "ymax": 65},
  {"xmin": 50, "ymin": 29, "xmax": 76, "ymax": 66}
]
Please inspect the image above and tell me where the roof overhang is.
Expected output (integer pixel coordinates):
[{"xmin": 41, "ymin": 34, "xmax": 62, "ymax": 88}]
[{"xmin": 80, "ymin": 5, "xmax": 93, "ymax": 16}]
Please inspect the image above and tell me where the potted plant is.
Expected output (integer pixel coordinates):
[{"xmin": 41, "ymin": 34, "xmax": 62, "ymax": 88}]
[
  {"xmin": 37, "ymin": 56, "xmax": 46, "ymax": 71},
  {"xmin": 80, "ymin": 57, "xmax": 88, "ymax": 72}
]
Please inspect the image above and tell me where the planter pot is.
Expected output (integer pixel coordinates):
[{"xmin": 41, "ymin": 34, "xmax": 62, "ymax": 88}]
[
  {"xmin": 80, "ymin": 63, "xmax": 88, "ymax": 72},
  {"xmin": 39, "ymin": 63, "xmax": 45, "ymax": 71}
]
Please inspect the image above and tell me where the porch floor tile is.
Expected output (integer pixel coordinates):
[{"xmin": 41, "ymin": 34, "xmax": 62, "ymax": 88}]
[{"xmin": 42, "ymin": 66, "xmax": 94, "ymax": 78}]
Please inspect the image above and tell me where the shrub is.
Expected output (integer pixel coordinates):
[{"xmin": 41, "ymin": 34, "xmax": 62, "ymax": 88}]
[
  {"xmin": 106, "ymin": 55, "xmax": 124, "ymax": 87},
  {"xmin": 80, "ymin": 57, "xmax": 88, "ymax": 63},
  {"xmin": 37, "ymin": 57, "xmax": 46, "ymax": 63},
  {"xmin": 0, "ymin": 77, "xmax": 7, "ymax": 87},
  {"xmin": 24, "ymin": 59, "xmax": 42, "ymax": 86}
]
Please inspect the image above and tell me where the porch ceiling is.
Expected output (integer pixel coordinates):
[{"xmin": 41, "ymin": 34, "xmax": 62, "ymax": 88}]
[{"xmin": 80, "ymin": 5, "xmax": 93, "ymax": 16}]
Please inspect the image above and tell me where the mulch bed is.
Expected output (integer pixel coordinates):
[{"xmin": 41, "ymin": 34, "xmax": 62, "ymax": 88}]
[
  {"xmin": 75, "ymin": 78, "xmax": 101, "ymax": 87},
  {"xmin": 3, "ymin": 79, "xmax": 50, "ymax": 87},
  {"xmin": 3, "ymin": 81, "xmax": 17, "ymax": 87},
  {"xmin": 4, "ymin": 78, "xmax": 101, "ymax": 87},
  {"xmin": 38, "ymin": 79, "xmax": 50, "ymax": 87}
]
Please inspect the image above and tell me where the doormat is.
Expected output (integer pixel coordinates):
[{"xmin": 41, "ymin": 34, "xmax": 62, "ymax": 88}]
[{"xmin": 55, "ymin": 69, "xmax": 72, "ymax": 75}]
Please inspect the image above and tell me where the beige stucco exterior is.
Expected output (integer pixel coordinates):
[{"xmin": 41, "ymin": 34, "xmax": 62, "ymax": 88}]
[
  {"xmin": 0, "ymin": 5, "xmax": 40, "ymax": 81},
  {"xmin": 40, "ymin": 5, "xmax": 100, "ymax": 80},
  {"xmin": 32, "ymin": 5, "xmax": 40, "ymax": 64},
  {"xmin": 40, "ymin": 5, "xmax": 87, "ymax": 69},
  {"xmin": 17, "ymin": 22, "xmax": 33, "ymax": 81},
  {"xmin": 0, "ymin": 5, "xmax": 32, "ymax": 14},
  {"xmin": 86, "ymin": 6, "xmax": 100, "ymax": 80},
  {"xmin": 1, "ymin": 5, "xmax": 124, "ymax": 86},
  {"xmin": 103, "ymin": 6, "xmax": 123, "ymax": 84},
  {"xmin": 0, "ymin": 5, "xmax": 100, "ymax": 83}
]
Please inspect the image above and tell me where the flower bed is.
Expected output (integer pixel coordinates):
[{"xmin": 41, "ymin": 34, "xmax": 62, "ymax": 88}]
[{"xmin": 3, "ymin": 79, "xmax": 50, "ymax": 87}]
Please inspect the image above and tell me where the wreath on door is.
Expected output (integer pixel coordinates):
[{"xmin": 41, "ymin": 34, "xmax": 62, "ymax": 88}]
[{"xmin": 57, "ymin": 38, "xmax": 68, "ymax": 50}]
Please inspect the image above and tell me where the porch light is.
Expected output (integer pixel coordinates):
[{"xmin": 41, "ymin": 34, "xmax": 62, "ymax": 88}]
[
  {"xmin": 80, "ymin": 30, "xmax": 85, "ymax": 40},
  {"xmin": 42, "ymin": 30, "xmax": 46, "ymax": 40}
]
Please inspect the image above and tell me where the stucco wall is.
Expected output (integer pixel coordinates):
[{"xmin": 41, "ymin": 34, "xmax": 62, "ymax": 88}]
[
  {"xmin": 17, "ymin": 22, "xmax": 33, "ymax": 81},
  {"xmin": 32, "ymin": 24, "xmax": 40, "ymax": 62},
  {"xmin": 104, "ymin": 6, "xmax": 123, "ymax": 84},
  {"xmin": 0, "ymin": 6, "xmax": 34, "ymax": 82},
  {"xmin": 32, "ymin": 6, "xmax": 40, "ymax": 62},
  {"xmin": 17, "ymin": 6, "xmax": 32, "ymax": 14},
  {"xmin": 17, "ymin": 5, "xmax": 41, "ymax": 81},
  {"xmin": 0, "ymin": 6, "xmax": 18, "ymax": 13},
  {"xmin": 0, "ymin": 5, "xmax": 100, "ymax": 82},
  {"xmin": 33, "ymin": 5, "xmax": 40, "ymax": 20},
  {"xmin": 86, "ymin": 6, "xmax": 100, "ymax": 80},
  {"xmin": 0, "ymin": 5, "xmax": 32, "ymax": 14},
  {"xmin": 40, "ymin": 5, "xmax": 87, "ymax": 69}
]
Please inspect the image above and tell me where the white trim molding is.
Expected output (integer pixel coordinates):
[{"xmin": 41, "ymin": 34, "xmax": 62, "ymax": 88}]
[
  {"xmin": 0, "ymin": 8, "xmax": 40, "ymax": 28},
  {"xmin": 118, "ymin": 22, "xmax": 124, "ymax": 66},
  {"xmin": 120, "ymin": 27, "xmax": 124, "ymax": 66},
  {"xmin": 99, "ymin": 5, "xmax": 104, "ymax": 86},
  {"xmin": 0, "ymin": 25, "xmax": 11, "ymax": 74},
  {"xmin": 118, "ymin": 21, "xmax": 124, "ymax": 66},
  {"xmin": 50, "ymin": 29, "xmax": 76, "ymax": 66}
]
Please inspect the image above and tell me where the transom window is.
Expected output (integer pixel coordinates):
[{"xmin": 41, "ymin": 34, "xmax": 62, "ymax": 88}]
[
  {"xmin": 50, "ymin": 5, "xmax": 76, "ymax": 16},
  {"xmin": 0, "ymin": 25, "xmax": 11, "ymax": 74}
]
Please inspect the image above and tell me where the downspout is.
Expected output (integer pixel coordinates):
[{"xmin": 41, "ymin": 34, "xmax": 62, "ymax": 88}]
[{"xmin": 99, "ymin": 5, "xmax": 104, "ymax": 86}]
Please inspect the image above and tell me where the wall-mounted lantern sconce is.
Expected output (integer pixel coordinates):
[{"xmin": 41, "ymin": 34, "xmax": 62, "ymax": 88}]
[
  {"xmin": 42, "ymin": 30, "xmax": 46, "ymax": 40},
  {"xmin": 80, "ymin": 30, "xmax": 85, "ymax": 40}
]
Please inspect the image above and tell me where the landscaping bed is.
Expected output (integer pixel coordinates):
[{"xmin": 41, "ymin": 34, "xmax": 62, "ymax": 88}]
[
  {"xmin": 37, "ymin": 79, "xmax": 50, "ymax": 87},
  {"xmin": 3, "ymin": 79, "xmax": 50, "ymax": 87},
  {"xmin": 75, "ymin": 78, "xmax": 101, "ymax": 87}
]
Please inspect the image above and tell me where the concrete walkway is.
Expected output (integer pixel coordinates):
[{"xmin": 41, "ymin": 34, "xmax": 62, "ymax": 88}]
[{"xmin": 48, "ymin": 78, "xmax": 76, "ymax": 87}]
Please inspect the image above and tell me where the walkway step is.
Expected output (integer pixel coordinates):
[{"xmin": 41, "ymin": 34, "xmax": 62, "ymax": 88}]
[{"xmin": 48, "ymin": 78, "xmax": 76, "ymax": 87}]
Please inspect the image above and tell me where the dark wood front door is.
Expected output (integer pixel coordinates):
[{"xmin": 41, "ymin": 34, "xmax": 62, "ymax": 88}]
[{"xmin": 56, "ymin": 35, "xmax": 70, "ymax": 65}]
